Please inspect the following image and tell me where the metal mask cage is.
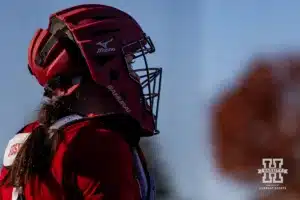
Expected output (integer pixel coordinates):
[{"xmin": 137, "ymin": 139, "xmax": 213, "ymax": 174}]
[{"xmin": 122, "ymin": 35, "xmax": 162, "ymax": 134}]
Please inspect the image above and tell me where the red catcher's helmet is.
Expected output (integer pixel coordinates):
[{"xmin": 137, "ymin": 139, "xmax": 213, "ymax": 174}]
[{"xmin": 28, "ymin": 4, "xmax": 162, "ymax": 136}]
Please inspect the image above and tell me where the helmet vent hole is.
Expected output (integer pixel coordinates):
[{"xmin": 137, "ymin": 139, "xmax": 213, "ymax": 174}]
[
  {"xmin": 93, "ymin": 29, "xmax": 120, "ymax": 37},
  {"xmin": 91, "ymin": 16, "xmax": 117, "ymax": 21}
]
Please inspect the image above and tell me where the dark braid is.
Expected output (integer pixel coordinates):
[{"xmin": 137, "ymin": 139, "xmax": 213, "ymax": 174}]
[{"xmin": 1, "ymin": 95, "xmax": 73, "ymax": 187}]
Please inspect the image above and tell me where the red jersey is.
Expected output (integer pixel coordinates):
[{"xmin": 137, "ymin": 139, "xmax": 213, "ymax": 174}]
[{"xmin": 0, "ymin": 114, "xmax": 156, "ymax": 200}]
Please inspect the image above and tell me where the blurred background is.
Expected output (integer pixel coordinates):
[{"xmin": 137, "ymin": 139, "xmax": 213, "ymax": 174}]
[{"xmin": 2, "ymin": 0, "xmax": 300, "ymax": 199}]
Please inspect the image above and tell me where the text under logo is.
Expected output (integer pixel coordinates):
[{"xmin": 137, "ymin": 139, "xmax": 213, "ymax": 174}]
[{"xmin": 257, "ymin": 158, "xmax": 288, "ymax": 190}]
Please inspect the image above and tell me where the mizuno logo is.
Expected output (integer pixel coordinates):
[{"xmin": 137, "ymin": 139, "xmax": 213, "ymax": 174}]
[{"xmin": 96, "ymin": 38, "xmax": 116, "ymax": 53}]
